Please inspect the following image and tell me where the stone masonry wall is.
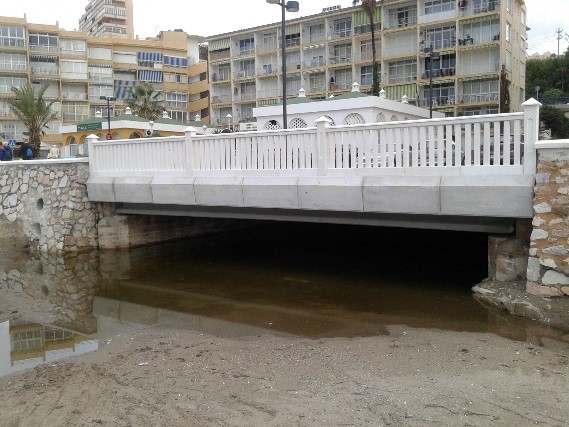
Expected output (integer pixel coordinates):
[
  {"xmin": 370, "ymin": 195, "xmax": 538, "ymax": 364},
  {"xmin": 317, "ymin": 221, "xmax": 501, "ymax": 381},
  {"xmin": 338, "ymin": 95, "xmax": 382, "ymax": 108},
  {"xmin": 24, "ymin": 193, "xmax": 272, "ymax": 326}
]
[
  {"xmin": 0, "ymin": 161, "xmax": 99, "ymax": 253},
  {"xmin": 527, "ymin": 144, "xmax": 569, "ymax": 298}
]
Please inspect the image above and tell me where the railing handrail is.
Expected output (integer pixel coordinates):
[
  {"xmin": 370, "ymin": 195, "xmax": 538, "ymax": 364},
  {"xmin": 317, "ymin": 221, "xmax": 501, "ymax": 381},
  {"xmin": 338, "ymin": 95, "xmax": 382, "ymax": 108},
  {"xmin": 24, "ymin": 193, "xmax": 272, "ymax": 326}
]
[{"xmin": 88, "ymin": 102, "xmax": 539, "ymax": 179}]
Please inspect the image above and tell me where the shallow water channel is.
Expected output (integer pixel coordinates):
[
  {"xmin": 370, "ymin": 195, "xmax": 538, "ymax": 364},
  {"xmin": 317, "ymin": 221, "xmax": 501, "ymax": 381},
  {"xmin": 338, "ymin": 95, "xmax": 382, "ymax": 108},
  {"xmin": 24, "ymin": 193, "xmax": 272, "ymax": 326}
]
[{"xmin": 0, "ymin": 222, "xmax": 564, "ymax": 378}]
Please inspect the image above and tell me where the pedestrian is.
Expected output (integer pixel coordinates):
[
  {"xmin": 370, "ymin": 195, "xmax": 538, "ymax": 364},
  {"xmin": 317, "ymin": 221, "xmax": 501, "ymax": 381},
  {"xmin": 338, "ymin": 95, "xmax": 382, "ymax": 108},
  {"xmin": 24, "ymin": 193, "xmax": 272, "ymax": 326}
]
[
  {"xmin": 1, "ymin": 142, "xmax": 13, "ymax": 161},
  {"xmin": 20, "ymin": 138, "xmax": 34, "ymax": 160}
]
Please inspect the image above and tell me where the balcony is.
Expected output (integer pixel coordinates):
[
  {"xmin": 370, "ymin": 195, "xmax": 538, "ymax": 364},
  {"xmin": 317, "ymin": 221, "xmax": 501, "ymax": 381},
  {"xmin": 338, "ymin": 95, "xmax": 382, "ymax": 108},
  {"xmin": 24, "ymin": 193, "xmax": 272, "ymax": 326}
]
[
  {"xmin": 329, "ymin": 56, "xmax": 352, "ymax": 66},
  {"xmin": 210, "ymin": 50, "xmax": 231, "ymax": 62},
  {"xmin": 329, "ymin": 31, "xmax": 352, "ymax": 41},
  {"xmin": 257, "ymin": 42, "xmax": 278, "ymax": 53},
  {"xmin": 456, "ymin": 93, "xmax": 499, "ymax": 105},
  {"xmin": 211, "ymin": 94, "xmax": 232, "ymax": 104},
  {"xmin": 386, "ymin": 9, "xmax": 418, "ymax": 30},
  {"xmin": 459, "ymin": 0, "xmax": 500, "ymax": 16},
  {"xmin": 62, "ymin": 92, "xmax": 88, "ymax": 101},
  {"xmin": 233, "ymin": 69, "xmax": 255, "ymax": 79},
  {"xmin": 31, "ymin": 66, "xmax": 59, "ymax": 76},
  {"xmin": 257, "ymin": 65, "xmax": 278, "ymax": 76},
  {"xmin": 309, "ymin": 84, "xmax": 327, "ymax": 93},
  {"xmin": 308, "ymin": 34, "xmax": 325, "ymax": 43},
  {"xmin": 456, "ymin": 34, "xmax": 500, "ymax": 48},
  {"xmin": 421, "ymin": 68, "xmax": 456, "ymax": 79},
  {"xmin": 211, "ymin": 71, "xmax": 231, "ymax": 82},
  {"xmin": 303, "ymin": 58, "xmax": 326, "ymax": 69},
  {"xmin": 354, "ymin": 22, "xmax": 382, "ymax": 36},
  {"xmin": 0, "ymin": 64, "xmax": 27, "ymax": 73},
  {"xmin": 237, "ymin": 47, "xmax": 255, "ymax": 57},
  {"xmin": 235, "ymin": 92, "xmax": 256, "ymax": 102},
  {"xmin": 419, "ymin": 95, "xmax": 456, "ymax": 108},
  {"xmin": 29, "ymin": 45, "xmax": 59, "ymax": 54},
  {"xmin": 257, "ymin": 89, "xmax": 279, "ymax": 99}
]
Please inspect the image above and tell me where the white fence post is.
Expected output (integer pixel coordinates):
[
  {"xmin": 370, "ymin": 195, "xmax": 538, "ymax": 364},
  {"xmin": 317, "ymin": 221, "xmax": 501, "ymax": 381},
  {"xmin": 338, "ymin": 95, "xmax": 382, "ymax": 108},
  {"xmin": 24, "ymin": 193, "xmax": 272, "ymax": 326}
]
[
  {"xmin": 184, "ymin": 126, "xmax": 197, "ymax": 176},
  {"xmin": 86, "ymin": 134, "xmax": 99, "ymax": 174},
  {"xmin": 315, "ymin": 116, "xmax": 332, "ymax": 175},
  {"xmin": 522, "ymin": 98, "xmax": 541, "ymax": 174}
]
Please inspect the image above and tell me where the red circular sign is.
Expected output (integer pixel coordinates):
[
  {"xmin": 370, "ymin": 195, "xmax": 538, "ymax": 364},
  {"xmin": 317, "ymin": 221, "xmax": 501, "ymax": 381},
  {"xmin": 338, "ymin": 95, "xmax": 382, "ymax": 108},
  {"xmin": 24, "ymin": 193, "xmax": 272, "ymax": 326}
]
[{"xmin": 106, "ymin": 133, "xmax": 113, "ymax": 140}]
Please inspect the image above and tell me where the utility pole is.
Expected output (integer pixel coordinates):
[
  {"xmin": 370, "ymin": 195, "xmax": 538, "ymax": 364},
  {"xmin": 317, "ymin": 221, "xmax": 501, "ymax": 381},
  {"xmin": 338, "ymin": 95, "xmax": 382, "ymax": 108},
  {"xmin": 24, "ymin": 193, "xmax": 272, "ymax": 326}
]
[{"xmin": 557, "ymin": 28, "xmax": 564, "ymax": 57}]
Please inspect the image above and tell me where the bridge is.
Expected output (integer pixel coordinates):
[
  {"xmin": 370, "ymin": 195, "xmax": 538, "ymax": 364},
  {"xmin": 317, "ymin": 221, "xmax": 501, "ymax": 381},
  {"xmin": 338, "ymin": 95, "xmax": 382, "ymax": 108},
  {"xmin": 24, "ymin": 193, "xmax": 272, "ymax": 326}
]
[{"xmin": 86, "ymin": 100, "xmax": 540, "ymax": 234}]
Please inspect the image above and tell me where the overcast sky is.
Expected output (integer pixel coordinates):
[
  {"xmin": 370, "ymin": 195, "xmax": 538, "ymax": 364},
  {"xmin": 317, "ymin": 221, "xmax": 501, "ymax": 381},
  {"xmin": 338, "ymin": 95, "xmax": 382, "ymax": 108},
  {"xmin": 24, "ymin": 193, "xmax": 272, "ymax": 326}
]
[{"xmin": 1, "ymin": 0, "xmax": 566, "ymax": 54}]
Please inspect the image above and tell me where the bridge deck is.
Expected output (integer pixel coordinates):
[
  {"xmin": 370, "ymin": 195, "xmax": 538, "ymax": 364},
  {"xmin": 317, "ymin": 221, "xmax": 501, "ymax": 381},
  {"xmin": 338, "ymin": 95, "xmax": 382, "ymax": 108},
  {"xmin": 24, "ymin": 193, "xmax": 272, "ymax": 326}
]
[{"xmin": 87, "ymin": 105, "xmax": 540, "ymax": 232}]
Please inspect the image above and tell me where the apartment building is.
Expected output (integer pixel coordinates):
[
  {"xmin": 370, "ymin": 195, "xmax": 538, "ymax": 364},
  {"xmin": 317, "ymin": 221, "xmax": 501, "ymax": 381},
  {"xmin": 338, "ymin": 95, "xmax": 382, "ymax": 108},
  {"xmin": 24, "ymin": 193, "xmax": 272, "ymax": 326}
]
[
  {"xmin": 206, "ymin": 0, "xmax": 528, "ymax": 129},
  {"xmin": 0, "ymin": 15, "xmax": 209, "ymax": 145},
  {"xmin": 79, "ymin": 0, "xmax": 134, "ymax": 39}
]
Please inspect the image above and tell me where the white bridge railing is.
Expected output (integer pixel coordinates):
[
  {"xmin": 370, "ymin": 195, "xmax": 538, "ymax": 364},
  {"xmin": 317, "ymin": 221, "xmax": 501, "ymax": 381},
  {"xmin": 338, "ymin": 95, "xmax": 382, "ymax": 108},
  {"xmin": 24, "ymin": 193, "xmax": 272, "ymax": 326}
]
[{"xmin": 88, "ymin": 100, "xmax": 540, "ymax": 179}]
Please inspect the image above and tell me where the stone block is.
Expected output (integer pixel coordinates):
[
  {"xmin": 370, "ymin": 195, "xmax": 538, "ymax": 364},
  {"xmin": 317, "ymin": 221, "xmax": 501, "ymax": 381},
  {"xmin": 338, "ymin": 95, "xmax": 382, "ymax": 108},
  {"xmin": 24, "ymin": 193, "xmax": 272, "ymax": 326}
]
[
  {"xmin": 151, "ymin": 176, "xmax": 196, "ymax": 205},
  {"xmin": 562, "ymin": 287, "xmax": 569, "ymax": 296},
  {"xmin": 362, "ymin": 176, "xmax": 440, "ymax": 215},
  {"xmin": 527, "ymin": 257, "xmax": 541, "ymax": 282},
  {"xmin": 542, "ymin": 270, "xmax": 569, "ymax": 286},
  {"xmin": 242, "ymin": 177, "xmax": 299, "ymax": 209},
  {"xmin": 114, "ymin": 177, "xmax": 153, "ymax": 203},
  {"xmin": 531, "ymin": 229, "xmax": 549, "ymax": 240},
  {"xmin": 298, "ymin": 176, "xmax": 363, "ymax": 212},
  {"xmin": 194, "ymin": 176, "xmax": 244, "ymax": 207},
  {"xmin": 526, "ymin": 282, "xmax": 564, "ymax": 297}
]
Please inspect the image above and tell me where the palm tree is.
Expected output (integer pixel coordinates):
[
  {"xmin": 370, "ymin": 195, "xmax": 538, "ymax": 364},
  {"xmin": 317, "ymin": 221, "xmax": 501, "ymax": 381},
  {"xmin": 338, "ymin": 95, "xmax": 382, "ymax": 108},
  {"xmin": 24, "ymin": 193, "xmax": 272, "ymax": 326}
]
[
  {"xmin": 352, "ymin": 0, "xmax": 381, "ymax": 96},
  {"xmin": 125, "ymin": 83, "xmax": 163, "ymax": 121},
  {"xmin": 5, "ymin": 83, "xmax": 58, "ymax": 155}
]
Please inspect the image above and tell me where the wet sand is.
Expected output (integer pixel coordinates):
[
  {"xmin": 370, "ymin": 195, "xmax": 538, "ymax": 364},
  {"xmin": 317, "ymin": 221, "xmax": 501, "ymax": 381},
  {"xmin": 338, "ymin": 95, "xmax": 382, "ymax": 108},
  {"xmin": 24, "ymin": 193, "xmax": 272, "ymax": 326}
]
[{"xmin": 0, "ymin": 323, "xmax": 568, "ymax": 426}]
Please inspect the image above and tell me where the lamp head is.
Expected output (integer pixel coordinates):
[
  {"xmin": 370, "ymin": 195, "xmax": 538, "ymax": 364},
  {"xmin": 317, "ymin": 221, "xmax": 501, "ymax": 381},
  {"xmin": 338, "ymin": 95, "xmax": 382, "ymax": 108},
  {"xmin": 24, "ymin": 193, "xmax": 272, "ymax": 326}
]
[
  {"xmin": 285, "ymin": 1, "xmax": 299, "ymax": 12},
  {"xmin": 266, "ymin": 0, "xmax": 280, "ymax": 4}
]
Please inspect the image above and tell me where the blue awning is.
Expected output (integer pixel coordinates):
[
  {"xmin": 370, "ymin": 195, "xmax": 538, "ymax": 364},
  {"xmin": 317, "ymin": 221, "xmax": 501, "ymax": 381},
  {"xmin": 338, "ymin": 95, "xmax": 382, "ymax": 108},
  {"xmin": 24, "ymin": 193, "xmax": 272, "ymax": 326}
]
[
  {"xmin": 137, "ymin": 52, "xmax": 163, "ymax": 63},
  {"xmin": 164, "ymin": 56, "xmax": 188, "ymax": 68},
  {"xmin": 114, "ymin": 80, "xmax": 135, "ymax": 99},
  {"xmin": 137, "ymin": 70, "xmax": 163, "ymax": 83}
]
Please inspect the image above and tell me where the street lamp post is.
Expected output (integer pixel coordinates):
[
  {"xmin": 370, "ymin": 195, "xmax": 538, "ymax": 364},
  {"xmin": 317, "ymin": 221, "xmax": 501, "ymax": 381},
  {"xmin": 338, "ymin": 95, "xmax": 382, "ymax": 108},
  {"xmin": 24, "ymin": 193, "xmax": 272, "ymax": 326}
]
[
  {"xmin": 226, "ymin": 113, "xmax": 233, "ymax": 131},
  {"xmin": 266, "ymin": 0, "xmax": 299, "ymax": 130},
  {"xmin": 99, "ymin": 96, "xmax": 116, "ymax": 139},
  {"xmin": 423, "ymin": 47, "xmax": 440, "ymax": 119}
]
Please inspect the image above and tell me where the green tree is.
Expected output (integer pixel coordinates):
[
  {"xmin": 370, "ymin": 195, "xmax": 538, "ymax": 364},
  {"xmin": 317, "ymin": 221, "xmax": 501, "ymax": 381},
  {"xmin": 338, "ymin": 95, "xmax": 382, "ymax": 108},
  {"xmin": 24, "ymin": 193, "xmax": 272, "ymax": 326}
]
[
  {"xmin": 5, "ymin": 83, "xmax": 58, "ymax": 156},
  {"xmin": 540, "ymin": 105, "xmax": 569, "ymax": 139},
  {"xmin": 352, "ymin": 0, "xmax": 381, "ymax": 96},
  {"xmin": 526, "ymin": 48, "xmax": 569, "ymax": 99},
  {"xmin": 125, "ymin": 83, "xmax": 163, "ymax": 121}
]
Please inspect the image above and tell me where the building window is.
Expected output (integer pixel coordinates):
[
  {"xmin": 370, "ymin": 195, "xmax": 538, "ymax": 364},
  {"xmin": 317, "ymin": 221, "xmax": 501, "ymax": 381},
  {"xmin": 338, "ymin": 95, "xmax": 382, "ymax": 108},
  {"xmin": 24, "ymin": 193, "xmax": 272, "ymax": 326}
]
[
  {"xmin": 238, "ymin": 38, "xmax": 254, "ymax": 55},
  {"xmin": 62, "ymin": 103, "xmax": 89, "ymax": 122},
  {"xmin": 166, "ymin": 92, "xmax": 187, "ymax": 108},
  {"xmin": 505, "ymin": 23, "xmax": 511, "ymax": 43},
  {"xmin": 0, "ymin": 52, "xmax": 27, "ymax": 71},
  {"xmin": 332, "ymin": 69, "xmax": 353, "ymax": 89},
  {"xmin": 309, "ymin": 73, "xmax": 326, "ymax": 93},
  {"xmin": 461, "ymin": 106, "xmax": 499, "ymax": 116},
  {"xmin": 422, "ymin": 83, "xmax": 455, "ymax": 107},
  {"xmin": 388, "ymin": 59, "xmax": 417, "ymax": 84},
  {"xmin": 461, "ymin": 79, "xmax": 499, "ymax": 103},
  {"xmin": 0, "ymin": 25, "xmax": 25, "ymax": 48},
  {"xmin": 424, "ymin": 26, "xmax": 456, "ymax": 50},
  {"xmin": 285, "ymin": 32, "xmax": 300, "ymax": 47},
  {"xmin": 361, "ymin": 65, "xmax": 373, "ymax": 86},
  {"xmin": 28, "ymin": 33, "xmax": 58, "ymax": 52},
  {"xmin": 506, "ymin": 0, "xmax": 512, "ymax": 12},
  {"xmin": 309, "ymin": 23, "xmax": 325, "ymax": 42},
  {"xmin": 0, "ymin": 76, "xmax": 26, "ymax": 94},
  {"xmin": 389, "ymin": 6, "xmax": 417, "ymax": 29},
  {"xmin": 424, "ymin": 53, "xmax": 456, "ymax": 78},
  {"xmin": 460, "ymin": 20, "xmax": 500, "ymax": 45},
  {"xmin": 168, "ymin": 110, "xmax": 188, "ymax": 122},
  {"xmin": 424, "ymin": 0, "xmax": 455, "ymax": 15},
  {"xmin": 333, "ymin": 43, "xmax": 352, "ymax": 63},
  {"xmin": 334, "ymin": 18, "xmax": 352, "ymax": 38}
]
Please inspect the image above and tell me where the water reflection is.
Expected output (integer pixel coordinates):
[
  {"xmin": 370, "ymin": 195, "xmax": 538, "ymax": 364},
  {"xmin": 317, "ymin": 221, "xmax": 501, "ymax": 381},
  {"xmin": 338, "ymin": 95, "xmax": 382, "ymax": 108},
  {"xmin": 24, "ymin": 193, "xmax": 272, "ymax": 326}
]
[
  {"xmin": 0, "ymin": 223, "xmax": 567, "ymax": 378},
  {"xmin": 0, "ymin": 319, "xmax": 97, "ymax": 378}
]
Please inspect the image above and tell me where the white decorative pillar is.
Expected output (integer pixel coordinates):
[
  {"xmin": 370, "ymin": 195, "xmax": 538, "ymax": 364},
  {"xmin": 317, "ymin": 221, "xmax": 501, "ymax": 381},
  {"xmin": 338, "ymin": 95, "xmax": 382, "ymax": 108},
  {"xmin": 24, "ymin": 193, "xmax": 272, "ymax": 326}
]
[
  {"xmin": 184, "ymin": 126, "xmax": 197, "ymax": 176},
  {"xmin": 86, "ymin": 134, "xmax": 99, "ymax": 175},
  {"xmin": 522, "ymin": 98, "xmax": 542, "ymax": 175},
  {"xmin": 315, "ymin": 116, "xmax": 332, "ymax": 176}
]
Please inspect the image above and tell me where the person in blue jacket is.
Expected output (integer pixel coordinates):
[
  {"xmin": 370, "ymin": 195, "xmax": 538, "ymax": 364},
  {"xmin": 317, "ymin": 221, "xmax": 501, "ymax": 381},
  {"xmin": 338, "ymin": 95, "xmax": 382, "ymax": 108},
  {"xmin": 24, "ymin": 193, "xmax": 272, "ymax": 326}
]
[{"xmin": 1, "ymin": 142, "xmax": 13, "ymax": 161}]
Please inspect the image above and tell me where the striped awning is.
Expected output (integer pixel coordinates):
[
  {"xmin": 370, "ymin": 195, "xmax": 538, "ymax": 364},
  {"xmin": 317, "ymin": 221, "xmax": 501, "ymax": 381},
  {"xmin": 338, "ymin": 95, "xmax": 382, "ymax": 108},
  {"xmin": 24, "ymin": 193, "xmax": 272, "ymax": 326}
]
[
  {"xmin": 164, "ymin": 56, "xmax": 188, "ymax": 68},
  {"xmin": 114, "ymin": 80, "xmax": 135, "ymax": 99},
  {"xmin": 137, "ymin": 52, "xmax": 163, "ymax": 63},
  {"xmin": 286, "ymin": 23, "xmax": 301, "ymax": 36},
  {"xmin": 353, "ymin": 7, "xmax": 381, "ymax": 26},
  {"xmin": 385, "ymin": 83, "xmax": 417, "ymax": 101},
  {"xmin": 209, "ymin": 38, "xmax": 230, "ymax": 52},
  {"xmin": 137, "ymin": 70, "xmax": 163, "ymax": 83}
]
